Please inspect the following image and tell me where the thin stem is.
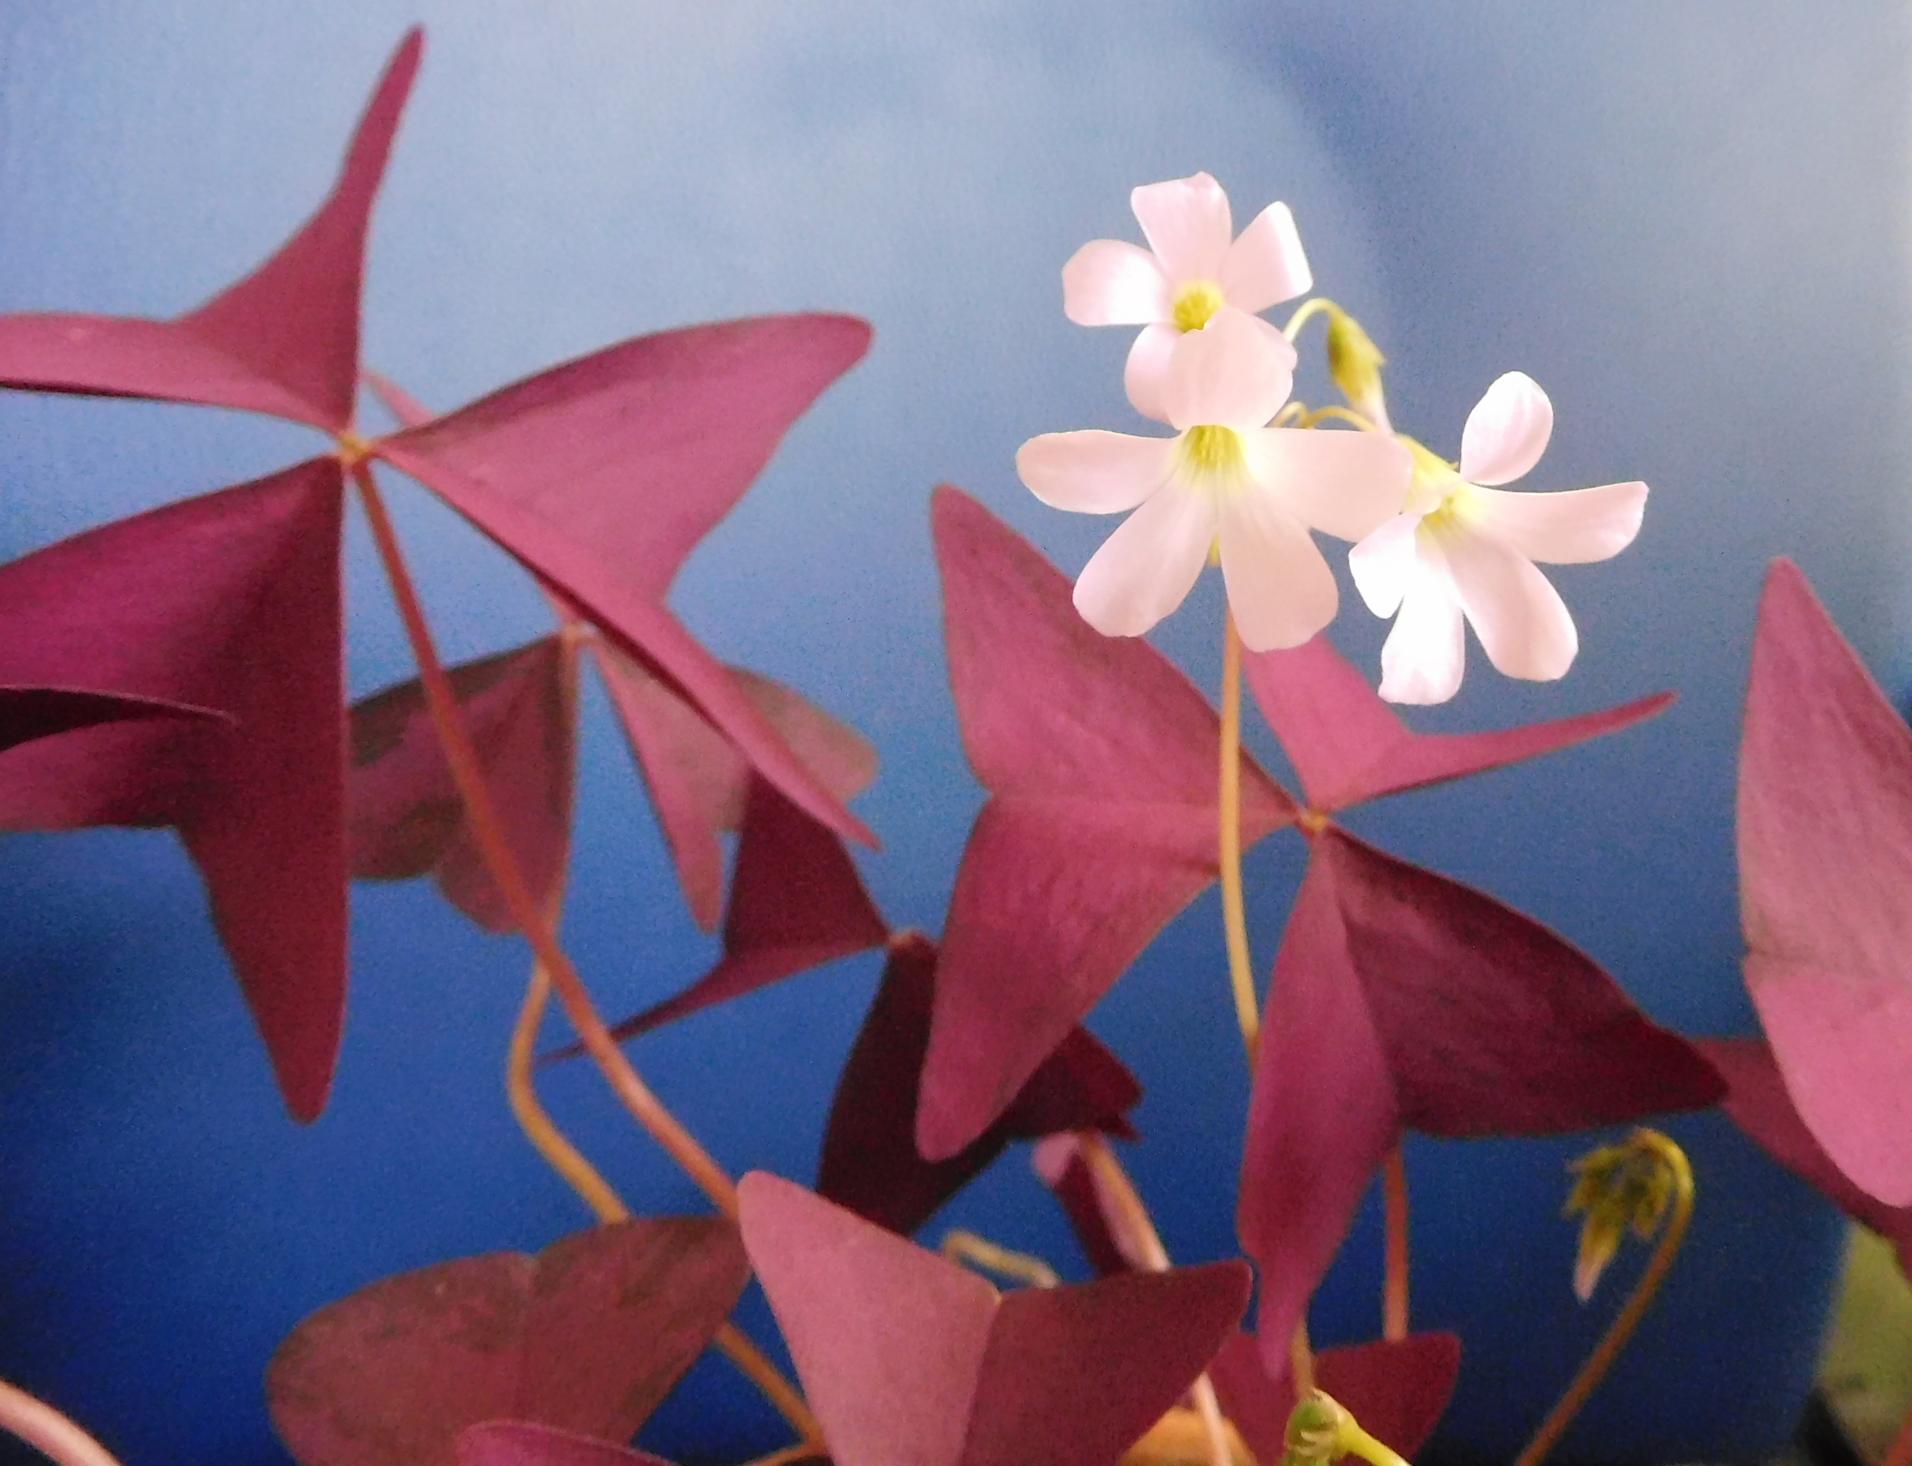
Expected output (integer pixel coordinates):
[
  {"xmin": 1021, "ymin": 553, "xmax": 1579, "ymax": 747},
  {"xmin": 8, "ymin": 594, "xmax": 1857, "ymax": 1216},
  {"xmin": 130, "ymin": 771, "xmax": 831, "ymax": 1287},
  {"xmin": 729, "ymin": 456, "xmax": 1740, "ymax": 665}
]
[
  {"xmin": 350, "ymin": 459, "xmax": 739, "ymax": 1216},
  {"xmin": 1288, "ymin": 1320, "xmax": 1316, "ymax": 1400},
  {"xmin": 0, "ymin": 1378, "xmax": 123, "ymax": 1466},
  {"xmin": 1077, "ymin": 1137, "xmax": 1233, "ymax": 1466},
  {"xmin": 942, "ymin": 1230, "xmax": 1060, "ymax": 1289},
  {"xmin": 1297, "ymin": 405, "xmax": 1377, "ymax": 433},
  {"xmin": 1511, "ymin": 1131, "xmax": 1696, "ymax": 1466},
  {"xmin": 1884, "ymin": 1401, "xmax": 1912, "ymax": 1466},
  {"xmin": 1381, "ymin": 1147, "xmax": 1411, "ymax": 1342},
  {"xmin": 1217, "ymin": 613, "xmax": 1260, "ymax": 1060},
  {"xmin": 1281, "ymin": 296, "xmax": 1338, "ymax": 343}
]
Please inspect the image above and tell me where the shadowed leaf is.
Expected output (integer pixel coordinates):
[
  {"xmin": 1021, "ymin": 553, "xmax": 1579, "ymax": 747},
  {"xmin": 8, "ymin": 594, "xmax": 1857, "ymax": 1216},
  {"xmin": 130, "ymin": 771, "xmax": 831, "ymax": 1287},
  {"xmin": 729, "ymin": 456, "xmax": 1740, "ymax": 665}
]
[
  {"xmin": 918, "ymin": 487, "xmax": 1295, "ymax": 1161},
  {"xmin": 0, "ymin": 685, "xmax": 225, "ymax": 756},
  {"xmin": 456, "ymin": 1423, "xmax": 675, "ymax": 1466},
  {"xmin": 1238, "ymin": 828, "xmax": 1722, "ymax": 1358},
  {"xmin": 0, "ymin": 460, "xmax": 347, "ymax": 1120},
  {"xmin": 738, "ymin": 1172, "xmax": 1248, "ymax": 1466},
  {"xmin": 1207, "ymin": 1331, "xmax": 1461, "ymax": 1460},
  {"xmin": 1738, "ymin": 558, "xmax": 1912, "ymax": 1207},
  {"xmin": 269, "ymin": 1219, "xmax": 748, "ymax": 1466},
  {"xmin": 819, "ymin": 933, "xmax": 1139, "ymax": 1235},
  {"xmin": 350, "ymin": 637, "xmax": 575, "ymax": 932}
]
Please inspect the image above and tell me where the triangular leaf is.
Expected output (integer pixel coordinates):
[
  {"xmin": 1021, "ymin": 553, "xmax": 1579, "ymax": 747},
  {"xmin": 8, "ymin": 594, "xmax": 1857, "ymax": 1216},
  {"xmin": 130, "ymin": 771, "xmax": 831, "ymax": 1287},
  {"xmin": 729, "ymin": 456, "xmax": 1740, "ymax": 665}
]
[
  {"xmin": 819, "ymin": 934, "xmax": 1139, "ymax": 1235},
  {"xmin": 374, "ymin": 316, "xmax": 874, "ymax": 849},
  {"xmin": 0, "ymin": 31, "xmax": 420, "ymax": 429},
  {"xmin": 738, "ymin": 1173, "xmax": 1248, "ymax": 1466},
  {"xmin": 457, "ymin": 1423, "xmax": 675, "ymax": 1466},
  {"xmin": 350, "ymin": 637, "xmax": 575, "ymax": 932},
  {"xmin": 917, "ymin": 487, "xmax": 1295, "ymax": 1161},
  {"xmin": 1239, "ymin": 828, "xmax": 1722, "ymax": 1355},
  {"xmin": 0, "ymin": 684, "xmax": 225, "ymax": 756},
  {"xmin": 1739, "ymin": 558, "xmax": 1912, "ymax": 1207},
  {"xmin": 597, "ymin": 645, "xmax": 876, "ymax": 931},
  {"xmin": 1245, "ymin": 633, "xmax": 1671, "ymax": 813},
  {"xmin": 0, "ymin": 460, "xmax": 348, "ymax": 1120},
  {"xmin": 269, "ymin": 1218, "xmax": 748, "ymax": 1466}
]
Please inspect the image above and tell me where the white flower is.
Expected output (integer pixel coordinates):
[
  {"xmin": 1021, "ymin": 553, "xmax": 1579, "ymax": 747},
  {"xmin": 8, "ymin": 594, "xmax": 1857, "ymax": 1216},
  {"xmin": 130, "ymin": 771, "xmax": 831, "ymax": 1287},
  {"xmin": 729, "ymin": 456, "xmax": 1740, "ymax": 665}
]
[
  {"xmin": 1017, "ymin": 310, "xmax": 1411, "ymax": 652},
  {"xmin": 1350, "ymin": 372, "xmax": 1649, "ymax": 705},
  {"xmin": 1061, "ymin": 172, "xmax": 1312, "ymax": 422}
]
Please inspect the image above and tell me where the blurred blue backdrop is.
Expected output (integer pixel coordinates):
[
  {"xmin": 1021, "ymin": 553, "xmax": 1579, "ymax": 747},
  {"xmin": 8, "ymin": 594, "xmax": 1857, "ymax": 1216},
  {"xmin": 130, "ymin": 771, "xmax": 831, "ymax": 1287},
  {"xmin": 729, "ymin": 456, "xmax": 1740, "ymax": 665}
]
[{"xmin": 2, "ymin": 3, "xmax": 1906, "ymax": 1462}]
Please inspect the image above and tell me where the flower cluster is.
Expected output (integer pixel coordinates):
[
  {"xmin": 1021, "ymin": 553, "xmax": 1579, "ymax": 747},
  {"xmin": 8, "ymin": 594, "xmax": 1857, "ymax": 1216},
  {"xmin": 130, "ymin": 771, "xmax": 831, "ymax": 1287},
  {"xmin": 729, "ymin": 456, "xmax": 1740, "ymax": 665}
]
[{"xmin": 1020, "ymin": 173, "xmax": 1649, "ymax": 703}]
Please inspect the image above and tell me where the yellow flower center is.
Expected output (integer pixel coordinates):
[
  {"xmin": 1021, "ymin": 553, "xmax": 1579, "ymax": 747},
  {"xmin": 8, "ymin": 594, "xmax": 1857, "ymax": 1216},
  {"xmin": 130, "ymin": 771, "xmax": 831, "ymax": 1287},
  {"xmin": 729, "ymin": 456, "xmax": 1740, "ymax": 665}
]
[
  {"xmin": 1172, "ymin": 280, "xmax": 1226, "ymax": 333},
  {"xmin": 1180, "ymin": 423, "xmax": 1248, "ymax": 486}
]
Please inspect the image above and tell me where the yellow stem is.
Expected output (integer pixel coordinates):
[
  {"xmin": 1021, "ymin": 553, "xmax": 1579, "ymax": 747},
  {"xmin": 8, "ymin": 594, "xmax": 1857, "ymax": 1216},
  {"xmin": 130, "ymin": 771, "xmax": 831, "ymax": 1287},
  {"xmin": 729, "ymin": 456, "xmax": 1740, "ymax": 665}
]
[
  {"xmin": 1281, "ymin": 297, "xmax": 1339, "ymax": 343},
  {"xmin": 1296, "ymin": 405, "xmax": 1377, "ymax": 433},
  {"xmin": 1511, "ymin": 1130, "xmax": 1695, "ymax": 1466},
  {"xmin": 0, "ymin": 1379, "xmax": 122, "ymax": 1466},
  {"xmin": 491, "ymin": 626, "xmax": 819, "ymax": 1447},
  {"xmin": 1381, "ymin": 1147, "xmax": 1411, "ymax": 1343},
  {"xmin": 1217, "ymin": 613, "xmax": 1259, "ymax": 1060},
  {"xmin": 1077, "ymin": 1137, "xmax": 1234, "ymax": 1466},
  {"xmin": 941, "ymin": 1230, "xmax": 1060, "ymax": 1289}
]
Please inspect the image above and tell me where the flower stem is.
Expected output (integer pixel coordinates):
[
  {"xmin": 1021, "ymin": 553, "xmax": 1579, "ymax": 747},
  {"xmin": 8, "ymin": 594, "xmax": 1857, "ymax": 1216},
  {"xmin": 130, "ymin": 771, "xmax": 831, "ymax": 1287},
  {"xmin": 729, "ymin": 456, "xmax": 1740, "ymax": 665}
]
[
  {"xmin": 1217, "ymin": 613, "xmax": 1259, "ymax": 1061},
  {"xmin": 1281, "ymin": 297, "xmax": 1338, "ymax": 343},
  {"xmin": 0, "ymin": 1378, "xmax": 122, "ymax": 1466},
  {"xmin": 1511, "ymin": 1130, "xmax": 1695, "ymax": 1466},
  {"xmin": 1381, "ymin": 1147, "xmax": 1411, "ymax": 1342},
  {"xmin": 1296, "ymin": 405, "xmax": 1377, "ymax": 433},
  {"xmin": 350, "ymin": 459, "xmax": 739, "ymax": 1214},
  {"xmin": 942, "ymin": 1230, "xmax": 1060, "ymax": 1289},
  {"xmin": 1288, "ymin": 1320, "xmax": 1316, "ymax": 1400},
  {"xmin": 1077, "ymin": 1136, "xmax": 1236, "ymax": 1466}
]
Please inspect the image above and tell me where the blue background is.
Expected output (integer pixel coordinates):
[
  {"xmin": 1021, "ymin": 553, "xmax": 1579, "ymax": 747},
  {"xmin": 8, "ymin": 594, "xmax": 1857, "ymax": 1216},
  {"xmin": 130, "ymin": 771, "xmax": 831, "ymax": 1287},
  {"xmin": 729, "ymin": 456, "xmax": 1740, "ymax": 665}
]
[{"xmin": 2, "ymin": 3, "xmax": 1906, "ymax": 1462}]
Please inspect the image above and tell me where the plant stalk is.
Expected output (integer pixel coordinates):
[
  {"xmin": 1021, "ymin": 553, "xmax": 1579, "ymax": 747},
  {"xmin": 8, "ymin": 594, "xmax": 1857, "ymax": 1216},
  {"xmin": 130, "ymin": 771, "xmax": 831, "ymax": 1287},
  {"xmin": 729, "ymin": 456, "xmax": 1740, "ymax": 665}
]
[
  {"xmin": 0, "ymin": 1379, "xmax": 123, "ymax": 1466},
  {"xmin": 1382, "ymin": 1147, "xmax": 1411, "ymax": 1342},
  {"xmin": 1218, "ymin": 613, "xmax": 1260, "ymax": 1060}
]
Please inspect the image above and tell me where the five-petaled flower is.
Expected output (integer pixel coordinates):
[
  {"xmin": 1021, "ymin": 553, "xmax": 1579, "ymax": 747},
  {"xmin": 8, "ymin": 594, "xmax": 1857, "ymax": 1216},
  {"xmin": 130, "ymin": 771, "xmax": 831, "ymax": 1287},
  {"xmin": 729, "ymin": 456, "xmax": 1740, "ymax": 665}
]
[
  {"xmin": 1017, "ymin": 309, "xmax": 1411, "ymax": 652},
  {"xmin": 1062, "ymin": 171, "xmax": 1312, "ymax": 421},
  {"xmin": 1349, "ymin": 371, "xmax": 1649, "ymax": 705}
]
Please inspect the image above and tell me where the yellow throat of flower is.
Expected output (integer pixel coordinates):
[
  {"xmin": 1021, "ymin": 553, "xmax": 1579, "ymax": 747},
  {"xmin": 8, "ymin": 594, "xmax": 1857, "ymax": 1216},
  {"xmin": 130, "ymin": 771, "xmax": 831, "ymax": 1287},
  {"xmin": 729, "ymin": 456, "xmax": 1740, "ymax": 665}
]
[
  {"xmin": 1172, "ymin": 280, "xmax": 1226, "ymax": 333},
  {"xmin": 1180, "ymin": 423, "xmax": 1249, "ymax": 492}
]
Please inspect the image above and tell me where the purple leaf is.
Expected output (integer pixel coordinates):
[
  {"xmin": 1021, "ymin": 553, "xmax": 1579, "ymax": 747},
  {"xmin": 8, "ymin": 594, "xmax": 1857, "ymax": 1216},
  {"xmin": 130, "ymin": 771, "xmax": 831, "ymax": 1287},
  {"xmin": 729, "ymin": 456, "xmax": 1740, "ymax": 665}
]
[
  {"xmin": 0, "ymin": 685, "xmax": 225, "ymax": 756},
  {"xmin": 1208, "ymin": 1330, "xmax": 1461, "ymax": 1460},
  {"xmin": 350, "ymin": 637, "xmax": 575, "ymax": 933},
  {"xmin": 819, "ymin": 933, "xmax": 1139, "ymax": 1235},
  {"xmin": 0, "ymin": 32, "xmax": 421, "ymax": 429},
  {"xmin": 738, "ymin": 1172, "xmax": 1249, "ymax": 1466},
  {"xmin": 1244, "ymin": 632, "xmax": 1671, "ymax": 813},
  {"xmin": 1738, "ymin": 559, "xmax": 1912, "ymax": 1207},
  {"xmin": 0, "ymin": 460, "xmax": 347, "ymax": 1120},
  {"xmin": 917, "ymin": 487, "xmax": 1295, "ymax": 1161},
  {"xmin": 1238, "ymin": 828, "xmax": 1722, "ymax": 1359},
  {"xmin": 456, "ymin": 1423, "xmax": 676, "ymax": 1466},
  {"xmin": 269, "ymin": 1218, "xmax": 748, "ymax": 1466}
]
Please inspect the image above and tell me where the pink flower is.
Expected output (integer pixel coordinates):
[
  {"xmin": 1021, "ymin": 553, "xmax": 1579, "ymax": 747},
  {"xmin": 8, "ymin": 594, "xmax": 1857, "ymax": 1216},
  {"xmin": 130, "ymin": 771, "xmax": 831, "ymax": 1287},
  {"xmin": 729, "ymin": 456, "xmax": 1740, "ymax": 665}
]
[
  {"xmin": 1017, "ymin": 310, "xmax": 1411, "ymax": 652},
  {"xmin": 1349, "ymin": 372, "xmax": 1648, "ymax": 704},
  {"xmin": 1062, "ymin": 172, "xmax": 1312, "ymax": 421}
]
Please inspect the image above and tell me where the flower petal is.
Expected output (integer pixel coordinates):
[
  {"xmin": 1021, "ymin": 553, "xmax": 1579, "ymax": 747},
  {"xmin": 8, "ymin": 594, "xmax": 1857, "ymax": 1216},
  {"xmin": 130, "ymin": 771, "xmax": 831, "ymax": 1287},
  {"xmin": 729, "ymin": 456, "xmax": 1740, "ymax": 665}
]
[
  {"xmin": 1017, "ymin": 430, "xmax": 1176, "ymax": 514},
  {"xmin": 1123, "ymin": 323, "xmax": 1180, "ymax": 424},
  {"xmin": 1062, "ymin": 240, "xmax": 1172, "ymax": 326},
  {"xmin": 1459, "ymin": 371, "xmax": 1554, "ymax": 486},
  {"xmin": 1073, "ymin": 488, "xmax": 1215, "ymax": 639},
  {"xmin": 1130, "ymin": 172, "xmax": 1232, "ymax": 283},
  {"xmin": 1348, "ymin": 513, "xmax": 1420, "ymax": 619},
  {"xmin": 1438, "ymin": 525, "xmax": 1579, "ymax": 681},
  {"xmin": 1466, "ymin": 480, "xmax": 1648, "ymax": 565},
  {"xmin": 1253, "ymin": 426, "xmax": 1412, "ymax": 541},
  {"xmin": 1217, "ymin": 201, "xmax": 1313, "ymax": 313},
  {"xmin": 1162, "ymin": 308, "xmax": 1294, "ymax": 433},
  {"xmin": 1379, "ymin": 546, "xmax": 1467, "ymax": 705},
  {"xmin": 1219, "ymin": 491, "xmax": 1338, "ymax": 652}
]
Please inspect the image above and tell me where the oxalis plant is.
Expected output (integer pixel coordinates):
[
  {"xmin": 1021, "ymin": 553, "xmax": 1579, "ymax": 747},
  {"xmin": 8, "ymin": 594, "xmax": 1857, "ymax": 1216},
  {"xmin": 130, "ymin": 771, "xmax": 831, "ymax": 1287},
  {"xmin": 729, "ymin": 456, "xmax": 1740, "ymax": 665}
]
[{"xmin": 1, "ymin": 29, "xmax": 1908, "ymax": 1466}]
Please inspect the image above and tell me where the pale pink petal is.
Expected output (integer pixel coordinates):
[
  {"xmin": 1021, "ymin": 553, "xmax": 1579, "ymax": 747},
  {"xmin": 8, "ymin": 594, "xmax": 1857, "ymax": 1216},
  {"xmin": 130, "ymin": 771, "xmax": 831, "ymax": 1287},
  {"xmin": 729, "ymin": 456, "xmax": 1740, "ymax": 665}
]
[
  {"xmin": 1063, "ymin": 240, "xmax": 1172, "ymax": 327},
  {"xmin": 1379, "ymin": 545, "xmax": 1467, "ymax": 705},
  {"xmin": 1073, "ymin": 487, "xmax": 1216, "ymax": 639},
  {"xmin": 1162, "ymin": 309, "xmax": 1293, "ymax": 433},
  {"xmin": 1459, "ymin": 372, "xmax": 1554, "ymax": 486},
  {"xmin": 1130, "ymin": 173, "xmax": 1233, "ymax": 283},
  {"xmin": 1245, "ymin": 310, "xmax": 1301, "ymax": 370},
  {"xmin": 1348, "ymin": 513, "xmax": 1421, "ymax": 619},
  {"xmin": 1017, "ymin": 430, "xmax": 1177, "ymax": 514},
  {"xmin": 1252, "ymin": 427, "xmax": 1412, "ymax": 541},
  {"xmin": 1123, "ymin": 323, "xmax": 1180, "ymax": 424},
  {"xmin": 1217, "ymin": 202, "xmax": 1313, "ymax": 313},
  {"xmin": 1218, "ymin": 491, "xmax": 1338, "ymax": 652},
  {"xmin": 1467, "ymin": 481, "xmax": 1648, "ymax": 565},
  {"xmin": 1437, "ymin": 525, "xmax": 1579, "ymax": 681}
]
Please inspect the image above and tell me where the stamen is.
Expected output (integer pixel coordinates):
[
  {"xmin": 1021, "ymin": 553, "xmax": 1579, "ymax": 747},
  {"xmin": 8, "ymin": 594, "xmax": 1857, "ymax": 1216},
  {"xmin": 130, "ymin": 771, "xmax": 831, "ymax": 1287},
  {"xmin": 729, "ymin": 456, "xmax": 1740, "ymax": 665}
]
[{"xmin": 1172, "ymin": 281, "xmax": 1226, "ymax": 333}]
